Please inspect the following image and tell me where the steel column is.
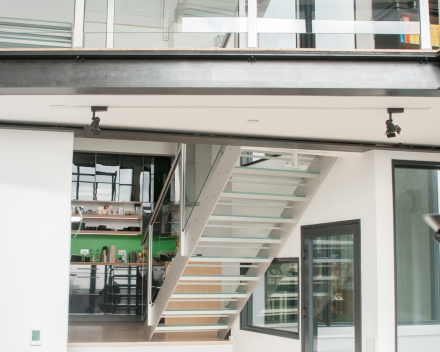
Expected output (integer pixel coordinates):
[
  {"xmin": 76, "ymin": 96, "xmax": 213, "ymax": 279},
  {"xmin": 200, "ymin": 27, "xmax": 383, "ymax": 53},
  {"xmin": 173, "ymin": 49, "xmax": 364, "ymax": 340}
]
[
  {"xmin": 106, "ymin": 0, "xmax": 115, "ymax": 49},
  {"xmin": 73, "ymin": 0, "xmax": 85, "ymax": 48},
  {"xmin": 247, "ymin": 0, "xmax": 258, "ymax": 48},
  {"xmin": 179, "ymin": 143, "xmax": 187, "ymax": 256},
  {"xmin": 147, "ymin": 224, "xmax": 153, "ymax": 325},
  {"xmin": 419, "ymin": 0, "xmax": 432, "ymax": 50}
]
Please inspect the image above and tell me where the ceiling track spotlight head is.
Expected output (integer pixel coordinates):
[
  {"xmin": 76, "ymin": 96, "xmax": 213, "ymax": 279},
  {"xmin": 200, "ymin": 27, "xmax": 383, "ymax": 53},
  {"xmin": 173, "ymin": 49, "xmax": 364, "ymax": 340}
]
[
  {"xmin": 385, "ymin": 108, "xmax": 404, "ymax": 138},
  {"xmin": 85, "ymin": 106, "xmax": 107, "ymax": 134}
]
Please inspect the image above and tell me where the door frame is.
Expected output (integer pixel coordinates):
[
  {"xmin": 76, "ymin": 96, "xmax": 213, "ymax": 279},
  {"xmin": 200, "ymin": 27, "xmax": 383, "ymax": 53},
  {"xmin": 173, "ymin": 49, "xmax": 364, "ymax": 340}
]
[{"xmin": 301, "ymin": 219, "xmax": 362, "ymax": 352}]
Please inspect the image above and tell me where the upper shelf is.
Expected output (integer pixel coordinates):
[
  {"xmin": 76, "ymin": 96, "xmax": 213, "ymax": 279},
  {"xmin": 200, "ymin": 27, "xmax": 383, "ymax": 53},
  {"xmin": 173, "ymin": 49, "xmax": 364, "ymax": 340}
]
[
  {"xmin": 71, "ymin": 230, "xmax": 142, "ymax": 236},
  {"xmin": 71, "ymin": 199, "xmax": 142, "ymax": 205},
  {"xmin": 80, "ymin": 214, "xmax": 142, "ymax": 220}
]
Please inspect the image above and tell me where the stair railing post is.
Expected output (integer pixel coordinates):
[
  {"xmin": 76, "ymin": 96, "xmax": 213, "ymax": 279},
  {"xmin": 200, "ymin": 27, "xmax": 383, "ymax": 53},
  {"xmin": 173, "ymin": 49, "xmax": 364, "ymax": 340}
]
[
  {"xmin": 180, "ymin": 143, "xmax": 187, "ymax": 256},
  {"xmin": 147, "ymin": 224, "xmax": 153, "ymax": 325}
]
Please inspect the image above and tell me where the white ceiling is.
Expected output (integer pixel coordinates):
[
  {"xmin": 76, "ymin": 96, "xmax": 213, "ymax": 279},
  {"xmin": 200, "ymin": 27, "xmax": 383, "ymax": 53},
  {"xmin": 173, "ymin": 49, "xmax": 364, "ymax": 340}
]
[{"xmin": 1, "ymin": 94, "xmax": 439, "ymax": 147}]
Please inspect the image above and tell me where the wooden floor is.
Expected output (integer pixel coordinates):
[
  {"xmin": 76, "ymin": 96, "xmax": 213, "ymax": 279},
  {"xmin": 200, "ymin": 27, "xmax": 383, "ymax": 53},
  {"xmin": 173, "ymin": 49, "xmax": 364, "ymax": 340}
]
[{"xmin": 68, "ymin": 322, "xmax": 232, "ymax": 347}]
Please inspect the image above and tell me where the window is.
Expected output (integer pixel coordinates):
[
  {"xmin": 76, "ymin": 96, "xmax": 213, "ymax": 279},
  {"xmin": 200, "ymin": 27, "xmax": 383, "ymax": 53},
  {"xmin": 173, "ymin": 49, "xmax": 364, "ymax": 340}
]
[
  {"xmin": 71, "ymin": 153, "xmax": 168, "ymax": 203},
  {"xmin": 393, "ymin": 161, "xmax": 440, "ymax": 351},
  {"xmin": 241, "ymin": 258, "xmax": 299, "ymax": 339}
]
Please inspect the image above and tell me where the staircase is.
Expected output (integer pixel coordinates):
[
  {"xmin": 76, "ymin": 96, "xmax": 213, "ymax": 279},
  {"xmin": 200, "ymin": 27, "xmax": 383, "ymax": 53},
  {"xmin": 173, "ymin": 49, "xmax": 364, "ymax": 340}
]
[{"xmin": 144, "ymin": 145, "xmax": 335, "ymax": 340}]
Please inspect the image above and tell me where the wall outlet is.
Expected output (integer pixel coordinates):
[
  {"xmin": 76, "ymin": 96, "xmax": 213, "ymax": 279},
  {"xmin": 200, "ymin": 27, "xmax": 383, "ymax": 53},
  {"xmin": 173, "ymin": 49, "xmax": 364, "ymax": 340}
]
[
  {"xmin": 366, "ymin": 337, "xmax": 377, "ymax": 352},
  {"xmin": 80, "ymin": 249, "xmax": 89, "ymax": 255},
  {"xmin": 118, "ymin": 250, "xmax": 126, "ymax": 256}
]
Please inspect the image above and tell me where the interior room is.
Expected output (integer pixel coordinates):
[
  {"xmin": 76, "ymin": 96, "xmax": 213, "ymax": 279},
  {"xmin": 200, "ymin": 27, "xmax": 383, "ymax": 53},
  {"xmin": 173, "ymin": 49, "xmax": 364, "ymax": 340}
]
[{"xmin": 1, "ymin": 93, "xmax": 440, "ymax": 352}]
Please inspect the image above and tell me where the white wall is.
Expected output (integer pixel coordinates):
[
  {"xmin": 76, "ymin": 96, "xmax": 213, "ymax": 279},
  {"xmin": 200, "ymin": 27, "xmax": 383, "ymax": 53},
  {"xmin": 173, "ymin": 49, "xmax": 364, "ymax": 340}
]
[
  {"xmin": 232, "ymin": 152, "xmax": 376, "ymax": 352},
  {"xmin": 73, "ymin": 138, "xmax": 175, "ymax": 156},
  {"xmin": 231, "ymin": 150, "xmax": 440, "ymax": 352},
  {"xmin": 0, "ymin": 129, "xmax": 74, "ymax": 352}
]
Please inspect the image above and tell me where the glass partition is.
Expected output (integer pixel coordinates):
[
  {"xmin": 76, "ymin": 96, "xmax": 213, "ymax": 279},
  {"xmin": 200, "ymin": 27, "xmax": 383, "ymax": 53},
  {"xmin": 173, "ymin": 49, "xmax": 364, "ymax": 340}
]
[
  {"xmin": 84, "ymin": 0, "xmax": 108, "ymax": 48},
  {"xmin": 112, "ymin": 0, "xmax": 240, "ymax": 48},
  {"xmin": 1, "ymin": 0, "xmax": 438, "ymax": 50},
  {"xmin": 255, "ymin": 0, "xmax": 436, "ymax": 50},
  {"xmin": 184, "ymin": 144, "xmax": 223, "ymax": 226},
  {"xmin": 394, "ymin": 163, "xmax": 440, "ymax": 352},
  {"xmin": 242, "ymin": 258, "xmax": 300, "ymax": 338}
]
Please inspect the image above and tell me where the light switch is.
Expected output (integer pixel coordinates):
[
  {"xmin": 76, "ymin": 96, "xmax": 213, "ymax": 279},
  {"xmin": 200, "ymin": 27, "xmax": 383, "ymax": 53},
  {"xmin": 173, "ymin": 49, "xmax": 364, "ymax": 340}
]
[{"xmin": 30, "ymin": 328, "xmax": 42, "ymax": 346}]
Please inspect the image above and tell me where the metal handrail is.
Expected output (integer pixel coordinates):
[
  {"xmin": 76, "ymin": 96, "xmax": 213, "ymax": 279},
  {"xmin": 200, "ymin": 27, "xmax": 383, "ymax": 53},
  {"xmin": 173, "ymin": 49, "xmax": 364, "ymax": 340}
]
[{"xmin": 140, "ymin": 145, "xmax": 183, "ymax": 247}]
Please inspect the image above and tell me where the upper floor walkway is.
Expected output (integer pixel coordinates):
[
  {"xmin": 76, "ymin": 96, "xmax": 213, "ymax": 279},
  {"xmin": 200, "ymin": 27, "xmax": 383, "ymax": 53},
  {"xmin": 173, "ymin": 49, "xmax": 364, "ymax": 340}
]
[{"xmin": 1, "ymin": 0, "xmax": 440, "ymax": 52}]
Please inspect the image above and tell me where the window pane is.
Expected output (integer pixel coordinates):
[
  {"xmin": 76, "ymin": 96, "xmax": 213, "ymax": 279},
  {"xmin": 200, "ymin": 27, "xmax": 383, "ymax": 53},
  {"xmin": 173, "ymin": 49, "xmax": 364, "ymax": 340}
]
[
  {"xmin": 119, "ymin": 185, "xmax": 133, "ymax": 202},
  {"xmin": 142, "ymin": 157, "xmax": 152, "ymax": 203},
  {"xmin": 250, "ymin": 260, "xmax": 299, "ymax": 334},
  {"xmin": 120, "ymin": 155, "xmax": 143, "ymax": 201},
  {"xmin": 154, "ymin": 157, "xmax": 171, "ymax": 203},
  {"xmin": 96, "ymin": 182, "xmax": 118, "ymax": 201},
  {"xmin": 395, "ymin": 166, "xmax": 440, "ymax": 352},
  {"xmin": 78, "ymin": 182, "xmax": 94, "ymax": 200},
  {"xmin": 395, "ymin": 167, "xmax": 440, "ymax": 332},
  {"xmin": 96, "ymin": 154, "xmax": 120, "ymax": 183}
]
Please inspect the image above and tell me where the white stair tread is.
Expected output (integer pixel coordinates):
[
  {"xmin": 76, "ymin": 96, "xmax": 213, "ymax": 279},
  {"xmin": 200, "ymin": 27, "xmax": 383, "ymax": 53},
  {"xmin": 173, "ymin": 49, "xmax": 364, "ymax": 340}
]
[
  {"xmin": 221, "ymin": 191, "xmax": 305, "ymax": 202},
  {"xmin": 233, "ymin": 166, "xmax": 319, "ymax": 179},
  {"xmin": 163, "ymin": 309, "xmax": 237, "ymax": 315},
  {"xmin": 210, "ymin": 214, "xmax": 294, "ymax": 223},
  {"xmin": 155, "ymin": 324, "xmax": 228, "ymax": 332},
  {"xmin": 200, "ymin": 236, "xmax": 281, "ymax": 244},
  {"xmin": 189, "ymin": 256, "xmax": 269, "ymax": 263},
  {"xmin": 171, "ymin": 292, "xmax": 246, "ymax": 298},
  {"xmin": 180, "ymin": 275, "xmax": 258, "ymax": 281}
]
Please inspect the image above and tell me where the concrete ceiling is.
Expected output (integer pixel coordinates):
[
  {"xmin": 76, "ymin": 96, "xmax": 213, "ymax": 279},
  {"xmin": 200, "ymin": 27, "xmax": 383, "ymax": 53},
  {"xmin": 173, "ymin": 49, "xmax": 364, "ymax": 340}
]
[{"xmin": 0, "ymin": 95, "xmax": 439, "ymax": 147}]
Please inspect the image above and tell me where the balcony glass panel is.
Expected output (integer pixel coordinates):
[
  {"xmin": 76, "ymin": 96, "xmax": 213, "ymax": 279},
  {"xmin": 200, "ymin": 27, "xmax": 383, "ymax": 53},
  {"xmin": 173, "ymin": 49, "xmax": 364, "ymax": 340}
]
[
  {"xmin": 254, "ymin": 0, "xmax": 434, "ymax": 50},
  {"xmin": 84, "ymin": 0, "xmax": 108, "ymax": 48},
  {"xmin": 112, "ymin": 0, "xmax": 240, "ymax": 48}
]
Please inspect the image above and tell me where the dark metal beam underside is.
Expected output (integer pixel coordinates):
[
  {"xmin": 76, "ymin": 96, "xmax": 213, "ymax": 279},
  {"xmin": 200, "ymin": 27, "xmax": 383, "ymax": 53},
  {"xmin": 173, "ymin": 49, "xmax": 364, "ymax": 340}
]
[
  {"xmin": 0, "ymin": 59, "xmax": 439, "ymax": 96},
  {"xmin": 1, "ymin": 121, "xmax": 440, "ymax": 154}
]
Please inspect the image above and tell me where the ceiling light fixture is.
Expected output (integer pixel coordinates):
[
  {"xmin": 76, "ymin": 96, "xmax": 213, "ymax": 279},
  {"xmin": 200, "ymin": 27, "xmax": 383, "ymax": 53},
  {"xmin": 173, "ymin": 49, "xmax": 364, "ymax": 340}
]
[
  {"xmin": 84, "ymin": 106, "xmax": 107, "ymax": 135},
  {"xmin": 247, "ymin": 119, "xmax": 259, "ymax": 123},
  {"xmin": 385, "ymin": 108, "xmax": 403, "ymax": 138}
]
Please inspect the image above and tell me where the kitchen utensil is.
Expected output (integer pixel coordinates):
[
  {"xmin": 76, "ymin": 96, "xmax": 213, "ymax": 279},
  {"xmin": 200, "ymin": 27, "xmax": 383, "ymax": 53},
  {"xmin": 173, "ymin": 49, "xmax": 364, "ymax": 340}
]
[
  {"xmin": 101, "ymin": 246, "xmax": 108, "ymax": 262},
  {"xmin": 108, "ymin": 245, "xmax": 117, "ymax": 263}
]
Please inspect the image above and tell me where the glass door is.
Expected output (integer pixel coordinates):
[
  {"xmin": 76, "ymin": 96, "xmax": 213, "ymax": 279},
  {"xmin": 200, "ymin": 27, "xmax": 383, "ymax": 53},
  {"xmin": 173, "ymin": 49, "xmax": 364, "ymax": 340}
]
[{"xmin": 302, "ymin": 221, "xmax": 361, "ymax": 352}]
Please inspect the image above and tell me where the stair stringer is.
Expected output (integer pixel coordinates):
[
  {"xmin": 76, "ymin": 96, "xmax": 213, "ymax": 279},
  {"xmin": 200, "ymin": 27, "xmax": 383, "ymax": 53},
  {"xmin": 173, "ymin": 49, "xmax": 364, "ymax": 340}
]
[
  {"xmin": 144, "ymin": 145, "xmax": 242, "ymax": 340},
  {"xmin": 216, "ymin": 155, "xmax": 337, "ymax": 339}
]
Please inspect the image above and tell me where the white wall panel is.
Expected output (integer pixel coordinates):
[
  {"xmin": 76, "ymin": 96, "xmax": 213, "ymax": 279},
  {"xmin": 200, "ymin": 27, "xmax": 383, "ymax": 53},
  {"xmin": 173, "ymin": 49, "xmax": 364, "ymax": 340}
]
[{"xmin": 0, "ymin": 129, "xmax": 74, "ymax": 352}]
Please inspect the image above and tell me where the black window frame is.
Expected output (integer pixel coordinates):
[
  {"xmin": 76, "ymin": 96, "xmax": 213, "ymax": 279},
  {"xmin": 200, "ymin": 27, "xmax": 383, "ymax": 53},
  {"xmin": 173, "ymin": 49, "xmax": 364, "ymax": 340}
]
[
  {"xmin": 240, "ymin": 257, "xmax": 300, "ymax": 340},
  {"xmin": 392, "ymin": 160, "xmax": 440, "ymax": 352},
  {"xmin": 301, "ymin": 220, "xmax": 362, "ymax": 352}
]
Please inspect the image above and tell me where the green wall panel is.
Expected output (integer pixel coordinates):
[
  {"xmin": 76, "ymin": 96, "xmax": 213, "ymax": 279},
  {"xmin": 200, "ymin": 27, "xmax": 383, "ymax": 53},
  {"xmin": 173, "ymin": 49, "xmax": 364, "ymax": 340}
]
[{"xmin": 70, "ymin": 235, "xmax": 177, "ymax": 259}]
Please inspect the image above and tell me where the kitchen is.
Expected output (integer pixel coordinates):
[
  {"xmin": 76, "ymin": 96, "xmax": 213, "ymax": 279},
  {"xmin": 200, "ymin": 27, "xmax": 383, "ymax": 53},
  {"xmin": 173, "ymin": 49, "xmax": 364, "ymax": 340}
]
[{"xmin": 68, "ymin": 146, "xmax": 176, "ymax": 322}]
